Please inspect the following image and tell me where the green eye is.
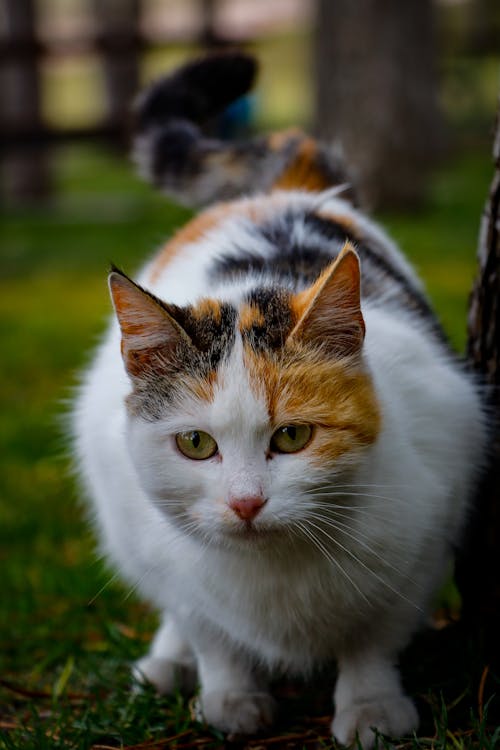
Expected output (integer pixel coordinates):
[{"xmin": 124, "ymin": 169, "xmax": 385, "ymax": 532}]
[
  {"xmin": 175, "ymin": 430, "xmax": 218, "ymax": 460},
  {"xmin": 270, "ymin": 424, "xmax": 312, "ymax": 454}
]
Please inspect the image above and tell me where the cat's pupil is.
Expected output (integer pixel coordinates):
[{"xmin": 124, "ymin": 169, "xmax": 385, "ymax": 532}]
[
  {"xmin": 191, "ymin": 431, "xmax": 201, "ymax": 448},
  {"xmin": 286, "ymin": 426, "xmax": 296, "ymax": 441}
]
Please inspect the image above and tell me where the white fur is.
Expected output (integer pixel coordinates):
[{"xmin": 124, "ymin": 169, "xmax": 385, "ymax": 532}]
[{"xmin": 74, "ymin": 189, "xmax": 486, "ymax": 747}]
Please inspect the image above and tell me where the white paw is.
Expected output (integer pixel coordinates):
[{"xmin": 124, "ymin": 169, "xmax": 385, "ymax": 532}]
[
  {"xmin": 332, "ymin": 694, "xmax": 418, "ymax": 748},
  {"xmin": 133, "ymin": 655, "xmax": 197, "ymax": 695},
  {"xmin": 200, "ymin": 690, "xmax": 275, "ymax": 735}
]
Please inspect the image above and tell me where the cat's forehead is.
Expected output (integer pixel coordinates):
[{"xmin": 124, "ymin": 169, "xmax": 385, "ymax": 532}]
[
  {"xmin": 237, "ymin": 287, "xmax": 294, "ymax": 352},
  {"xmin": 207, "ymin": 335, "xmax": 271, "ymax": 435},
  {"xmin": 184, "ymin": 288, "xmax": 297, "ymax": 419},
  {"xmin": 181, "ymin": 285, "xmax": 296, "ymax": 356}
]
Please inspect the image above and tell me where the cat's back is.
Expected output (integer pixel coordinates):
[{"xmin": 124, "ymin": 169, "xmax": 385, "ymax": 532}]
[{"xmin": 138, "ymin": 189, "xmax": 424, "ymax": 317}]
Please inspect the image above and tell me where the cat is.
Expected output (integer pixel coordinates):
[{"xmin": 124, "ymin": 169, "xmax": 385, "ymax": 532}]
[{"xmin": 74, "ymin": 52, "xmax": 487, "ymax": 747}]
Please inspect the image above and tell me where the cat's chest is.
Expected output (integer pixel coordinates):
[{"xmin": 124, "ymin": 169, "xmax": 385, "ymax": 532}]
[{"xmin": 175, "ymin": 547, "xmax": 363, "ymax": 670}]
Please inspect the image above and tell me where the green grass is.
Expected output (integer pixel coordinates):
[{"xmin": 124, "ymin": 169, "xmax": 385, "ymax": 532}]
[
  {"xmin": 381, "ymin": 150, "xmax": 493, "ymax": 352},
  {"xmin": 1, "ymin": 136, "xmax": 499, "ymax": 748}
]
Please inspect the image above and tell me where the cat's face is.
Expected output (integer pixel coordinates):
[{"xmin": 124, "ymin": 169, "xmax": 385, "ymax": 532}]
[{"xmin": 111, "ymin": 247, "xmax": 380, "ymax": 547}]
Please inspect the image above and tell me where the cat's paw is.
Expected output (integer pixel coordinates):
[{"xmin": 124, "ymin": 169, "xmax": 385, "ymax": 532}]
[
  {"xmin": 133, "ymin": 655, "xmax": 197, "ymax": 695},
  {"xmin": 331, "ymin": 695, "xmax": 418, "ymax": 748},
  {"xmin": 200, "ymin": 690, "xmax": 275, "ymax": 735}
]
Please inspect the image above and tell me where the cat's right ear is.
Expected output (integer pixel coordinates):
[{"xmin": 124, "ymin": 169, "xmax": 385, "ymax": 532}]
[
  {"xmin": 288, "ymin": 245, "xmax": 365, "ymax": 358},
  {"xmin": 108, "ymin": 270, "xmax": 191, "ymax": 378}
]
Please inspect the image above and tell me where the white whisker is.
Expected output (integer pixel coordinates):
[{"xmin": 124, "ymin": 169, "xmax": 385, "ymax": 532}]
[
  {"xmin": 123, "ymin": 562, "xmax": 162, "ymax": 602},
  {"xmin": 302, "ymin": 499, "xmax": 402, "ymax": 524},
  {"xmin": 292, "ymin": 520, "xmax": 373, "ymax": 609},
  {"xmin": 301, "ymin": 488, "xmax": 411, "ymax": 507},
  {"xmin": 303, "ymin": 511, "xmax": 422, "ymax": 589},
  {"xmin": 303, "ymin": 518, "xmax": 423, "ymax": 613},
  {"xmin": 87, "ymin": 570, "xmax": 121, "ymax": 606}
]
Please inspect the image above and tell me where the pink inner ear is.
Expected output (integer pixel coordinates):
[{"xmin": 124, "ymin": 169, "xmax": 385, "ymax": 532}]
[
  {"xmin": 289, "ymin": 245, "xmax": 365, "ymax": 357},
  {"xmin": 108, "ymin": 271, "xmax": 189, "ymax": 376}
]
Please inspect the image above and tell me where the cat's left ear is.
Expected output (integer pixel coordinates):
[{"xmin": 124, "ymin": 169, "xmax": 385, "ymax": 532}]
[
  {"xmin": 108, "ymin": 268, "xmax": 193, "ymax": 378},
  {"xmin": 288, "ymin": 244, "xmax": 365, "ymax": 357}
]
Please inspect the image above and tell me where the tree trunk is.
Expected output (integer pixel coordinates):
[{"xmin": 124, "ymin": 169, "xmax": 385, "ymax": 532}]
[
  {"xmin": 456, "ymin": 98, "xmax": 500, "ymax": 663},
  {"xmin": 466, "ymin": 0, "xmax": 500, "ymax": 55},
  {"xmin": 313, "ymin": 0, "xmax": 443, "ymax": 209}
]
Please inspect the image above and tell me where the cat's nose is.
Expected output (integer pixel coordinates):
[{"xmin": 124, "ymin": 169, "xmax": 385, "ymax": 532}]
[{"xmin": 228, "ymin": 495, "xmax": 267, "ymax": 521}]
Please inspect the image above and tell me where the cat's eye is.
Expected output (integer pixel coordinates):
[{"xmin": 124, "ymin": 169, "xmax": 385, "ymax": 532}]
[
  {"xmin": 175, "ymin": 430, "xmax": 218, "ymax": 460},
  {"xmin": 270, "ymin": 424, "xmax": 312, "ymax": 454}
]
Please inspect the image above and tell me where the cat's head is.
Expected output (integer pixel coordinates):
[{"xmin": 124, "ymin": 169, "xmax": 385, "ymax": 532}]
[{"xmin": 109, "ymin": 246, "xmax": 380, "ymax": 548}]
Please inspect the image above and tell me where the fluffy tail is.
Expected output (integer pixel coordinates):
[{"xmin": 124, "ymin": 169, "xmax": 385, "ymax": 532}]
[{"xmin": 132, "ymin": 51, "xmax": 355, "ymax": 207}]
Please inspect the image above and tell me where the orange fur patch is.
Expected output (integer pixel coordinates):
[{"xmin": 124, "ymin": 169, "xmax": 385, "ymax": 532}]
[
  {"xmin": 184, "ymin": 371, "xmax": 217, "ymax": 404},
  {"xmin": 272, "ymin": 137, "xmax": 333, "ymax": 193},
  {"xmin": 290, "ymin": 266, "xmax": 331, "ymax": 323},
  {"xmin": 245, "ymin": 345, "xmax": 380, "ymax": 465},
  {"xmin": 191, "ymin": 297, "xmax": 223, "ymax": 324},
  {"xmin": 238, "ymin": 303, "xmax": 266, "ymax": 333}
]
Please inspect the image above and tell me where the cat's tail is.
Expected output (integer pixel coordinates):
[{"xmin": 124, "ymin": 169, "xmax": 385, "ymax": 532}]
[{"xmin": 132, "ymin": 51, "xmax": 355, "ymax": 207}]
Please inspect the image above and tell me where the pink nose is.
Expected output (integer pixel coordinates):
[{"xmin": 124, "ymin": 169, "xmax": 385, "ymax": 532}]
[{"xmin": 228, "ymin": 495, "xmax": 266, "ymax": 522}]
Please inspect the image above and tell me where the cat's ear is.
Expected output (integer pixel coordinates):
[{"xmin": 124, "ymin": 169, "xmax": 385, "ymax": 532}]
[
  {"xmin": 288, "ymin": 244, "xmax": 365, "ymax": 357},
  {"xmin": 108, "ymin": 269, "xmax": 191, "ymax": 377}
]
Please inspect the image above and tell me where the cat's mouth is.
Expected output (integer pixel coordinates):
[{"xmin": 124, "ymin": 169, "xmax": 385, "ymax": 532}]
[{"xmin": 224, "ymin": 519, "xmax": 281, "ymax": 541}]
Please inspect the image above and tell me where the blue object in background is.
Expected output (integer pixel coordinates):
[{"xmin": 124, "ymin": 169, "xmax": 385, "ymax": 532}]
[{"xmin": 217, "ymin": 93, "xmax": 257, "ymax": 139}]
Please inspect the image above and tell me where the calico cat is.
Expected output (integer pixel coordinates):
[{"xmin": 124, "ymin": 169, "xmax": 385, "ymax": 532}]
[{"xmin": 74, "ymin": 53, "xmax": 486, "ymax": 747}]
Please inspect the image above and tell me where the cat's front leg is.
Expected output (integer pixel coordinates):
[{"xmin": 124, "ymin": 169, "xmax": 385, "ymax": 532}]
[
  {"xmin": 332, "ymin": 651, "xmax": 418, "ymax": 748},
  {"xmin": 133, "ymin": 614, "xmax": 198, "ymax": 694},
  {"xmin": 196, "ymin": 642, "xmax": 275, "ymax": 735}
]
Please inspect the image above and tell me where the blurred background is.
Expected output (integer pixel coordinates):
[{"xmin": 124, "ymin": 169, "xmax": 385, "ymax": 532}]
[
  {"xmin": 1, "ymin": 0, "xmax": 499, "ymax": 208},
  {"xmin": 0, "ymin": 0, "xmax": 499, "ymax": 746}
]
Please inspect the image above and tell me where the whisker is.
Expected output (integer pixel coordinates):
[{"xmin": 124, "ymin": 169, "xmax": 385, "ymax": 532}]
[
  {"xmin": 292, "ymin": 520, "xmax": 373, "ymax": 609},
  {"xmin": 301, "ymin": 488, "xmax": 411, "ymax": 506},
  {"xmin": 311, "ymin": 500, "xmax": 442, "ymax": 537},
  {"xmin": 303, "ymin": 499, "xmax": 402, "ymax": 524},
  {"xmin": 303, "ymin": 511, "xmax": 422, "ymax": 589},
  {"xmin": 298, "ymin": 481, "xmax": 412, "ymax": 496},
  {"xmin": 303, "ymin": 518, "xmax": 423, "ymax": 613},
  {"xmin": 122, "ymin": 562, "xmax": 161, "ymax": 602},
  {"xmin": 88, "ymin": 570, "xmax": 121, "ymax": 606},
  {"xmin": 324, "ymin": 507, "xmax": 404, "ymax": 535}
]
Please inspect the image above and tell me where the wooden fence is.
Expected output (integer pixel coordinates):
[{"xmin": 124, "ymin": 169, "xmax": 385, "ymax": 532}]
[{"xmin": 0, "ymin": 0, "xmax": 238, "ymax": 203}]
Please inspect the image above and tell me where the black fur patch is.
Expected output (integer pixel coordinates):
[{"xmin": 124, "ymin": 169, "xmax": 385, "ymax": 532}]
[
  {"xmin": 210, "ymin": 211, "xmax": 342, "ymax": 287},
  {"xmin": 135, "ymin": 52, "xmax": 259, "ymax": 195},
  {"xmin": 166, "ymin": 302, "xmax": 237, "ymax": 366},
  {"xmin": 136, "ymin": 52, "xmax": 258, "ymax": 131},
  {"xmin": 241, "ymin": 288, "xmax": 293, "ymax": 351},
  {"xmin": 212, "ymin": 246, "xmax": 334, "ymax": 286},
  {"xmin": 150, "ymin": 122, "xmax": 202, "ymax": 187}
]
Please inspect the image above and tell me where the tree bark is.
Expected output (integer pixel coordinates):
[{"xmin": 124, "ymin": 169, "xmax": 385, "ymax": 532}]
[
  {"xmin": 466, "ymin": 0, "xmax": 500, "ymax": 55},
  {"xmin": 456, "ymin": 98, "xmax": 500, "ymax": 662},
  {"xmin": 313, "ymin": 0, "xmax": 443, "ymax": 209}
]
